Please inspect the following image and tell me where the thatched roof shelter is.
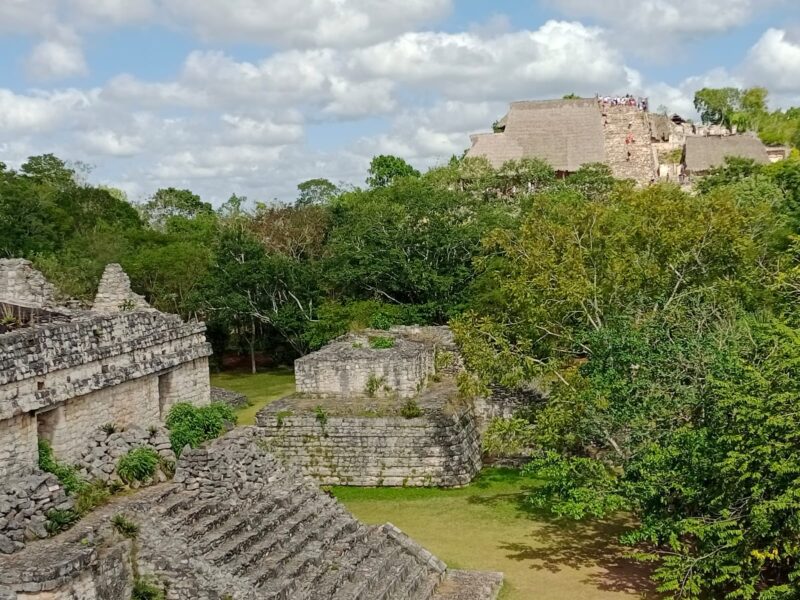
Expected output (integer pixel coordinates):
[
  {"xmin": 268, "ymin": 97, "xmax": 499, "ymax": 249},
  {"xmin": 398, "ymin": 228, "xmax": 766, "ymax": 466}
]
[
  {"xmin": 684, "ymin": 136, "xmax": 769, "ymax": 173},
  {"xmin": 467, "ymin": 98, "xmax": 605, "ymax": 171}
]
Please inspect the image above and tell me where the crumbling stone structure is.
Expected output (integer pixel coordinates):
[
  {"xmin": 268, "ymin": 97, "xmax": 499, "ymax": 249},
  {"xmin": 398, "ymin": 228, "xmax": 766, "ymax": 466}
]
[
  {"xmin": 0, "ymin": 259, "xmax": 211, "ymax": 553},
  {"xmin": 0, "ymin": 429, "xmax": 503, "ymax": 599},
  {"xmin": 258, "ymin": 327, "xmax": 483, "ymax": 487}
]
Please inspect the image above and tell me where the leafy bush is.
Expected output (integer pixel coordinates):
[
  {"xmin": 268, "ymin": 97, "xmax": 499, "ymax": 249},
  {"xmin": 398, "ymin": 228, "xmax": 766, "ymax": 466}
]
[
  {"xmin": 132, "ymin": 578, "xmax": 165, "ymax": 600},
  {"xmin": 400, "ymin": 399, "xmax": 422, "ymax": 419},
  {"xmin": 111, "ymin": 514, "xmax": 139, "ymax": 538},
  {"xmin": 314, "ymin": 405, "xmax": 328, "ymax": 429},
  {"xmin": 38, "ymin": 439, "xmax": 86, "ymax": 494},
  {"xmin": 368, "ymin": 335, "xmax": 395, "ymax": 349},
  {"xmin": 74, "ymin": 480, "xmax": 111, "ymax": 514},
  {"xmin": 45, "ymin": 508, "xmax": 79, "ymax": 534},
  {"xmin": 365, "ymin": 373, "xmax": 386, "ymax": 397},
  {"xmin": 116, "ymin": 447, "xmax": 159, "ymax": 484},
  {"xmin": 165, "ymin": 402, "xmax": 236, "ymax": 457},
  {"xmin": 482, "ymin": 417, "xmax": 536, "ymax": 457}
]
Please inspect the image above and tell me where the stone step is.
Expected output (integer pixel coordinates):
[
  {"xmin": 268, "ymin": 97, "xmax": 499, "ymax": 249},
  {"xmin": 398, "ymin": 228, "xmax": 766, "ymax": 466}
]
[
  {"xmin": 291, "ymin": 524, "xmax": 374, "ymax": 600},
  {"xmin": 232, "ymin": 499, "xmax": 336, "ymax": 577},
  {"xmin": 196, "ymin": 486, "xmax": 311, "ymax": 555},
  {"xmin": 158, "ymin": 491, "xmax": 199, "ymax": 518},
  {"xmin": 367, "ymin": 552, "xmax": 419, "ymax": 600},
  {"xmin": 207, "ymin": 494, "xmax": 322, "ymax": 566},
  {"xmin": 254, "ymin": 540, "xmax": 325, "ymax": 595},
  {"xmin": 305, "ymin": 527, "xmax": 387, "ymax": 599},
  {"xmin": 331, "ymin": 540, "xmax": 403, "ymax": 599}
]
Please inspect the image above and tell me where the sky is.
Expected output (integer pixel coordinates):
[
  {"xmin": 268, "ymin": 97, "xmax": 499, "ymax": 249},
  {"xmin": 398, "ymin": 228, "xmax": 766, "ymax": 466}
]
[{"xmin": 1, "ymin": 0, "xmax": 800, "ymax": 205}]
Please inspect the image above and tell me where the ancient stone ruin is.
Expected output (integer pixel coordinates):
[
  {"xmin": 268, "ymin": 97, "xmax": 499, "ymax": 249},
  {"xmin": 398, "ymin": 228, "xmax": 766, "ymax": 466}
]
[
  {"xmin": 466, "ymin": 96, "xmax": 782, "ymax": 186},
  {"xmin": 0, "ymin": 429, "xmax": 502, "ymax": 599},
  {"xmin": 258, "ymin": 327, "xmax": 483, "ymax": 487},
  {"xmin": 0, "ymin": 261, "xmax": 503, "ymax": 599}
]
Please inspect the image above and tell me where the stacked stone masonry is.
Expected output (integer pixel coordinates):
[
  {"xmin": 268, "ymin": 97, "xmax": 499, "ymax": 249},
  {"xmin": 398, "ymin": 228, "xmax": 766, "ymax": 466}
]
[
  {"xmin": 258, "ymin": 399, "xmax": 482, "ymax": 487},
  {"xmin": 259, "ymin": 326, "xmax": 482, "ymax": 487},
  {"xmin": 0, "ymin": 429, "xmax": 502, "ymax": 599},
  {"xmin": 0, "ymin": 260, "xmax": 212, "ymax": 554}
]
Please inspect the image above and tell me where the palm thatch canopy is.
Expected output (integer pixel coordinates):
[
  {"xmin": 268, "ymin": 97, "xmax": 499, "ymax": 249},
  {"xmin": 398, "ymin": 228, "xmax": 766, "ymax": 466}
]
[
  {"xmin": 467, "ymin": 99, "xmax": 605, "ymax": 171},
  {"xmin": 684, "ymin": 136, "xmax": 769, "ymax": 173}
]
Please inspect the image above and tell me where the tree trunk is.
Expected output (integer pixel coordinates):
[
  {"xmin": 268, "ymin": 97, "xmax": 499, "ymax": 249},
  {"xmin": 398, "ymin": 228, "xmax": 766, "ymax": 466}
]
[{"xmin": 249, "ymin": 318, "xmax": 257, "ymax": 374}]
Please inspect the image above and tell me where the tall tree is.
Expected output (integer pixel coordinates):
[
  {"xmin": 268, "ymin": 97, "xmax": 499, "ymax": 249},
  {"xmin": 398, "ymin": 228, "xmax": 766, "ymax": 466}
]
[{"xmin": 366, "ymin": 155, "xmax": 420, "ymax": 188}]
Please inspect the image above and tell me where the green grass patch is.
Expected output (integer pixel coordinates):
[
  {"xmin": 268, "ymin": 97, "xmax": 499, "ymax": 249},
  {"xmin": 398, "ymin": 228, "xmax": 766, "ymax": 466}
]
[
  {"xmin": 210, "ymin": 368, "xmax": 295, "ymax": 426},
  {"xmin": 334, "ymin": 468, "xmax": 654, "ymax": 600}
]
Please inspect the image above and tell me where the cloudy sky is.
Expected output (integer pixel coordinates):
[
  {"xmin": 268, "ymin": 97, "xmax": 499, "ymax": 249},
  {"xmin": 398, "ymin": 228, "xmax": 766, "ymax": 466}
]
[{"xmin": 1, "ymin": 0, "xmax": 799, "ymax": 204}]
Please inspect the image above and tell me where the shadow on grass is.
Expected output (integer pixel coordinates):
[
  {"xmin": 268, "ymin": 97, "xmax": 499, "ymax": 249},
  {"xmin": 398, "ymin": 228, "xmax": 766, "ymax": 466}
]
[{"xmin": 499, "ymin": 518, "xmax": 658, "ymax": 597}]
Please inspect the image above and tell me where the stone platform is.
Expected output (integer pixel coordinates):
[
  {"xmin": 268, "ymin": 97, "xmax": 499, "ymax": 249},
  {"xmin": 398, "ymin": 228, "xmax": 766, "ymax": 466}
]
[{"xmin": 0, "ymin": 429, "xmax": 501, "ymax": 599}]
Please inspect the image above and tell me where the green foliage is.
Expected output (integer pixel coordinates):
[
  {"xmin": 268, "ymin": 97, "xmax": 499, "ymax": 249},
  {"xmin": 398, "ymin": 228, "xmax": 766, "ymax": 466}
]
[
  {"xmin": 165, "ymin": 402, "xmax": 236, "ymax": 456},
  {"xmin": 365, "ymin": 373, "xmax": 386, "ymax": 398},
  {"xmin": 116, "ymin": 448, "xmax": 160, "ymax": 484},
  {"xmin": 483, "ymin": 417, "xmax": 536, "ymax": 457},
  {"xmin": 366, "ymin": 154, "xmax": 420, "ymax": 188},
  {"xmin": 132, "ymin": 578, "xmax": 165, "ymax": 600},
  {"xmin": 368, "ymin": 335, "xmax": 395, "ymax": 349},
  {"xmin": 275, "ymin": 410, "xmax": 293, "ymax": 428},
  {"xmin": 45, "ymin": 508, "xmax": 80, "ymax": 534},
  {"xmin": 296, "ymin": 178, "xmax": 340, "ymax": 206},
  {"xmin": 314, "ymin": 405, "xmax": 329, "ymax": 429},
  {"xmin": 38, "ymin": 439, "xmax": 86, "ymax": 495},
  {"xmin": 400, "ymin": 399, "xmax": 423, "ymax": 419},
  {"xmin": 111, "ymin": 514, "xmax": 139, "ymax": 539},
  {"xmin": 74, "ymin": 480, "xmax": 111, "ymax": 514}
]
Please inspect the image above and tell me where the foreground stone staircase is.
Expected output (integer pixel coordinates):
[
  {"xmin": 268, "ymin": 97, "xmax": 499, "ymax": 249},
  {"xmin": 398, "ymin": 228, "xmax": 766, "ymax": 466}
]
[
  {"xmin": 0, "ymin": 428, "xmax": 502, "ymax": 600},
  {"xmin": 602, "ymin": 105, "xmax": 657, "ymax": 185}
]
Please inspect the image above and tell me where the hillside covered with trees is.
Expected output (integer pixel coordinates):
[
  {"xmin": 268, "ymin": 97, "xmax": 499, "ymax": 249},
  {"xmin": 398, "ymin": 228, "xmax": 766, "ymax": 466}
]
[{"xmin": 3, "ymin": 88, "xmax": 800, "ymax": 596}]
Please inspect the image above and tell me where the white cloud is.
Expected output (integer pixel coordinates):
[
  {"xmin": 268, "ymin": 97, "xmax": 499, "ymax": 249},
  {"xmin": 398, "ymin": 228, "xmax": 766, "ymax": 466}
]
[
  {"xmin": 25, "ymin": 33, "xmax": 89, "ymax": 81},
  {"xmin": 546, "ymin": 0, "xmax": 763, "ymax": 36},
  {"xmin": 0, "ymin": 88, "xmax": 94, "ymax": 133},
  {"xmin": 744, "ymin": 28, "xmax": 800, "ymax": 96},
  {"xmin": 159, "ymin": 0, "xmax": 452, "ymax": 47},
  {"xmin": 0, "ymin": 0, "xmax": 59, "ymax": 33},
  {"xmin": 353, "ymin": 22, "xmax": 634, "ymax": 100},
  {"xmin": 69, "ymin": 0, "xmax": 156, "ymax": 24}
]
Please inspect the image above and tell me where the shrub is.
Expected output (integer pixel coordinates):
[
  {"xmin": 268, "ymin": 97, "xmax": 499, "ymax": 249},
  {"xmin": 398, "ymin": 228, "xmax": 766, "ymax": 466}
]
[
  {"xmin": 116, "ymin": 448, "xmax": 159, "ymax": 484},
  {"xmin": 45, "ymin": 508, "xmax": 79, "ymax": 534},
  {"xmin": 400, "ymin": 399, "xmax": 423, "ymax": 419},
  {"xmin": 74, "ymin": 480, "xmax": 111, "ymax": 514},
  {"xmin": 365, "ymin": 373, "xmax": 386, "ymax": 397},
  {"xmin": 100, "ymin": 423, "xmax": 117, "ymax": 435},
  {"xmin": 276, "ymin": 410, "xmax": 293, "ymax": 428},
  {"xmin": 38, "ymin": 439, "xmax": 86, "ymax": 494},
  {"xmin": 165, "ymin": 402, "xmax": 236, "ymax": 457},
  {"xmin": 368, "ymin": 335, "xmax": 395, "ymax": 349},
  {"xmin": 132, "ymin": 578, "xmax": 165, "ymax": 600},
  {"xmin": 111, "ymin": 514, "xmax": 139, "ymax": 538},
  {"xmin": 314, "ymin": 405, "xmax": 328, "ymax": 429}
]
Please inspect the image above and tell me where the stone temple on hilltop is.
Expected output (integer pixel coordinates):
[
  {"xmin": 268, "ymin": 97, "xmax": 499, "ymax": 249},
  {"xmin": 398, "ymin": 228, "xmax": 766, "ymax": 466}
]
[
  {"xmin": 0, "ymin": 260, "xmax": 503, "ymax": 599},
  {"xmin": 466, "ymin": 96, "xmax": 787, "ymax": 185}
]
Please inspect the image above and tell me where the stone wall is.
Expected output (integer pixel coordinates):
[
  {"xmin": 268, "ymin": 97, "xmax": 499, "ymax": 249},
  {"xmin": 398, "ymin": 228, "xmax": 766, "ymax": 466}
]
[
  {"xmin": 0, "ymin": 311, "xmax": 211, "ymax": 474},
  {"xmin": 0, "ymin": 259, "xmax": 59, "ymax": 308},
  {"xmin": 91, "ymin": 263, "xmax": 149, "ymax": 313},
  {"xmin": 295, "ymin": 331, "xmax": 434, "ymax": 400},
  {"xmin": 258, "ymin": 400, "xmax": 482, "ymax": 487},
  {"xmin": 0, "ymin": 413, "xmax": 38, "ymax": 481},
  {"xmin": 0, "ymin": 429, "xmax": 502, "ymax": 600}
]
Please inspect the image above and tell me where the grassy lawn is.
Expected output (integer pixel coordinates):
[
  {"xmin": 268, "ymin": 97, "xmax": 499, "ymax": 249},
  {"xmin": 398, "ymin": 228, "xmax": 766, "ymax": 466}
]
[
  {"xmin": 210, "ymin": 368, "xmax": 295, "ymax": 425},
  {"xmin": 334, "ymin": 469, "xmax": 656, "ymax": 600}
]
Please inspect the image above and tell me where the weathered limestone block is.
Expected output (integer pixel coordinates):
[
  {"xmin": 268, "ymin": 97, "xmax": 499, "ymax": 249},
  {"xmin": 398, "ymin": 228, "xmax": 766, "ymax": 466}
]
[
  {"xmin": 91, "ymin": 264, "xmax": 149, "ymax": 313},
  {"xmin": 295, "ymin": 330, "xmax": 434, "ymax": 399},
  {"xmin": 0, "ymin": 259, "xmax": 59, "ymax": 308}
]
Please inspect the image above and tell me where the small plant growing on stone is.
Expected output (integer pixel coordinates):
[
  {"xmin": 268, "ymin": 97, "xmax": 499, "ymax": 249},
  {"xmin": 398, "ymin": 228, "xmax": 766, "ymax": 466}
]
[
  {"xmin": 100, "ymin": 423, "xmax": 117, "ymax": 435},
  {"xmin": 132, "ymin": 577, "xmax": 166, "ymax": 600},
  {"xmin": 38, "ymin": 439, "xmax": 87, "ymax": 495},
  {"xmin": 352, "ymin": 342, "xmax": 364, "ymax": 349},
  {"xmin": 365, "ymin": 373, "xmax": 386, "ymax": 398},
  {"xmin": 111, "ymin": 514, "xmax": 139, "ymax": 539},
  {"xmin": 400, "ymin": 399, "xmax": 423, "ymax": 419},
  {"xmin": 148, "ymin": 425, "xmax": 159, "ymax": 436},
  {"xmin": 276, "ymin": 409, "xmax": 293, "ymax": 428},
  {"xmin": 74, "ymin": 480, "xmax": 111, "ymax": 514},
  {"xmin": 314, "ymin": 405, "xmax": 329, "ymax": 429},
  {"xmin": 368, "ymin": 335, "xmax": 395, "ymax": 349},
  {"xmin": 45, "ymin": 508, "xmax": 79, "ymax": 534},
  {"xmin": 159, "ymin": 457, "xmax": 176, "ymax": 478},
  {"xmin": 116, "ymin": 447, "xmax": 160, "ymax": 484},
  {"xmin": 434, "ymin": 349, "xmax": 454, "ymax": 373},
  {"xmin": 166, "ymin": 402, "xmax": 237, "ymax": 457},
  {"xmin": 118, "ymin": 299, "xmax": 136, "ymax": 311}
]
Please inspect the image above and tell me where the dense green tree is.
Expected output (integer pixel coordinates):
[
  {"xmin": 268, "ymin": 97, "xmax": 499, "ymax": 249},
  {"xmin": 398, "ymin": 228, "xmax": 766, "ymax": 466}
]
[
  {"xmin": 366, "ymin": 155, "xmax": 420, "ymax": 188},
  {"xmin": 296, "ymin": 178, "xmax": 340, "ymax": 206}
]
